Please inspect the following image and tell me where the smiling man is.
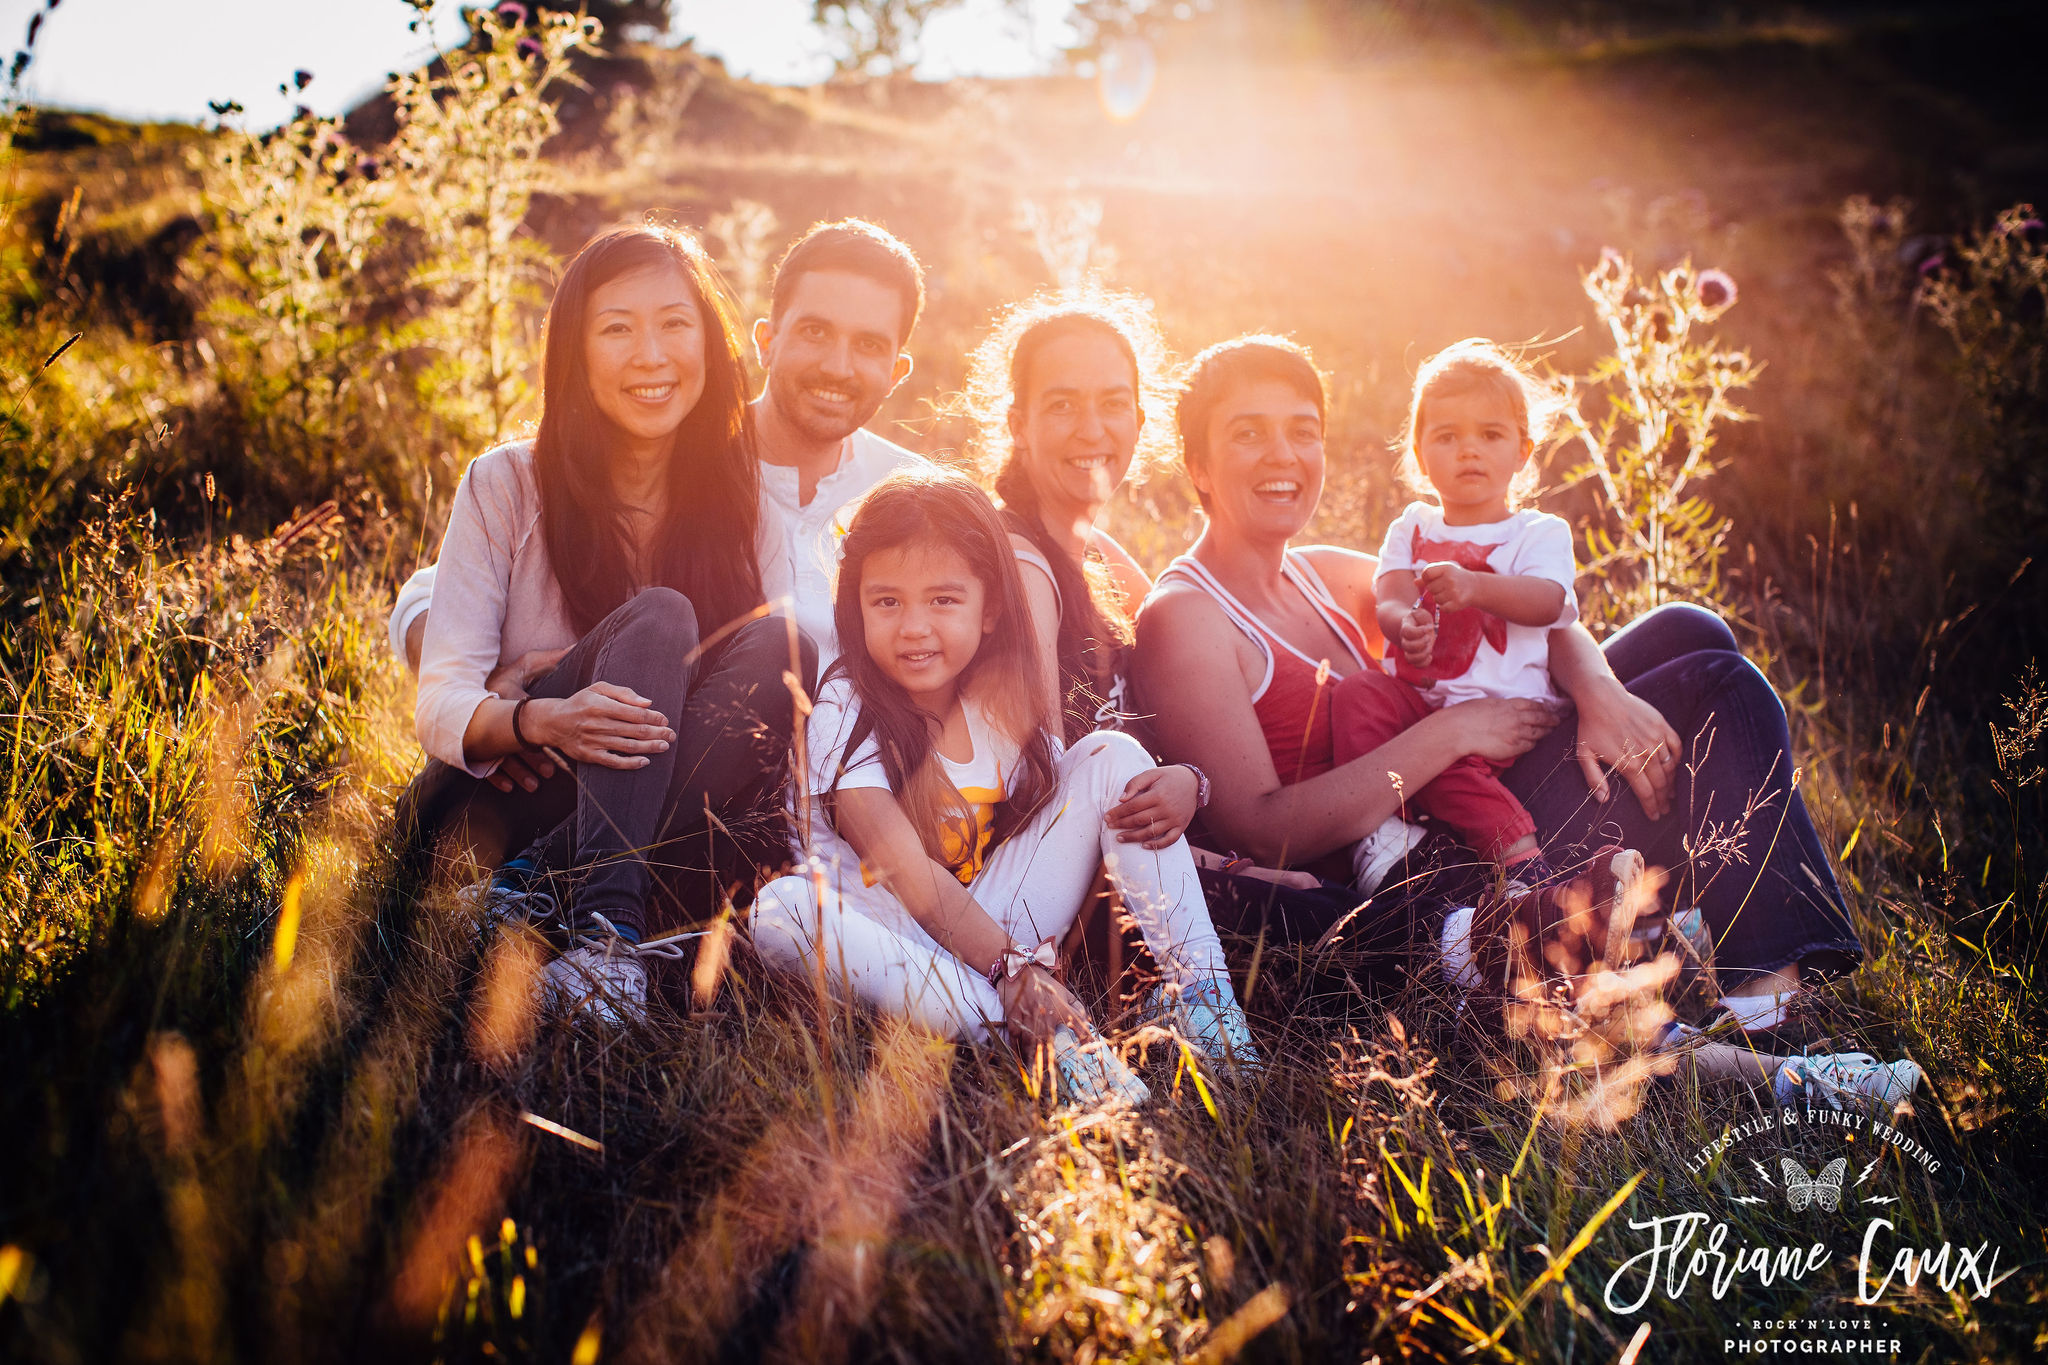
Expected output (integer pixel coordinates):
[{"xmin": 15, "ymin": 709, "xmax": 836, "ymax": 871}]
[
  {"xmin": 391, "ymin": 220, "xmax": 929, "ymax": 748},
  {"xmin": 748, "ymin": 219, "xmax": 931, "ymax": 660}
]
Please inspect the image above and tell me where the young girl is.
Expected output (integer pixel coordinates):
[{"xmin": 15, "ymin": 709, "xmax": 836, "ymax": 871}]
[
  {"xmin": 748, "ymin": 468, "xmax": 1258, "ymax": 1104},
  {"xmin": 1336, "ymin": 338, "xmax": 1608, "ymax": 892}
]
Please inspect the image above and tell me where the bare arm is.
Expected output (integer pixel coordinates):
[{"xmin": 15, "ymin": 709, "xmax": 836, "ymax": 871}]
[
  {"xmin": 1416, "ymin": 563, "xmax": 1567, "ymax": 627},
  {"xmin": 405, "ymin": 611, "xmax": 428, "ymax": 674},
  {"xmin": 1132, "ymin": 588, "xmax": 1557, "ymax": 866},
  {"xmin": 1088, "ymin": 526, "xmax": 1153, "ymax": 615},
  {"xmin": 1009, "ymin": 534, "xmax": 1065, "ymax": 737},
  {"xmin": 832, "ymin": 785, "xmax": 1088, "ymax": 1040}
]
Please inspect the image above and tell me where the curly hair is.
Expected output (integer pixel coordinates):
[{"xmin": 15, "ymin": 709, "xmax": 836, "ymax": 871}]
[{"xmin": 953, "ymin": 288, "xmax": 1180, "ymax": 741}]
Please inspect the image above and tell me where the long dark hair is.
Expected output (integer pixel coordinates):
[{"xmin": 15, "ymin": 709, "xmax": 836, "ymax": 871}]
[
  {"xmin": 532, "ymin": 224, "xmax": 763, "ymax": 637},
  {"xmin": 824, "ymin": 469, "xmax": 1057, "ymax": 865},
  {"xmin": 990, "ymin": 310, "xmax": 1151, "ymax": 743}
]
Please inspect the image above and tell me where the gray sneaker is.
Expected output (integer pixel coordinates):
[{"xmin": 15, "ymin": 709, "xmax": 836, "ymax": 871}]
[
  {"xmin": 537, "ymin": 938, "xmax": 648, "ymax": 1027},
  {"xmin": 1774, "ymin": 1052, "xmax": 1924, "ymax": 1115},
  {"xmin": 455, "ymin": 859, "xmax": 561, "ymax": 936}
]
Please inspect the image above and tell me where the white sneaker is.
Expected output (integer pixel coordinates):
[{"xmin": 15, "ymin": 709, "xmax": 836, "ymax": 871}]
[
  {"xmin": 1774, "ymin": 1052, "xmax": 1924, "ymax": 1115},
  {"xmin": 1353, "ymin": 816, "xmax": 1429, "ymax": 893},
  {"xmin": 537, "ymin": 939, "xmax": 648, "ymax": 1027}
]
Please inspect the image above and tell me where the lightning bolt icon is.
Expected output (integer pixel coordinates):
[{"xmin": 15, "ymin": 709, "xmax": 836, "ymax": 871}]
[
  {"xmin": 1855, "ymin": 1157, "xmax": 1882, "ymax": 1187},
  {"xmin": 1751, "ymin": 1158, "xmax": 1775, "ymax": 1186}
]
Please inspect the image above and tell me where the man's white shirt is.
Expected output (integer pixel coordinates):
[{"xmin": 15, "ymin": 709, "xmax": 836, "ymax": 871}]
[{"xmin": 757, "ymin": 427, "xmax": 930, "ymax": 669}]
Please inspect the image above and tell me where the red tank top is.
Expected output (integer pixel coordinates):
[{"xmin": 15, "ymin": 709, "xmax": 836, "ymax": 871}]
[{"xmin": 1157, "ymin": 553, "xmax": 1377, "ymax": 784}]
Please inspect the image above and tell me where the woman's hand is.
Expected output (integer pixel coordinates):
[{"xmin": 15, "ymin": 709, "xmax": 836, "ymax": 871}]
[
  {"xmin": 526, "ymin": 683, "xmax": 674, "ymax": 770},
  {"xmin": 1571, "ymin": 678, "xmax": 1682, "ymax": 820},
  {"xmin": 998, "ymin": 963, "xmax": 1093, "ymax": 1046},
  {"xmin": 1449, "ymin": 696, "xmax": 1564, "ymax": 765},
  {"xmin": 1108, "ymin": 765, "xmax": 1199, "ymax": 849},
  {"xmin": 483, "ymin": 648, "xmax": 571, "ymax": 793}
]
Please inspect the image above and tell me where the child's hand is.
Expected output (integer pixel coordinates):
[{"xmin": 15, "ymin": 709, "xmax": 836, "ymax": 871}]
[
  {"xmin": 1417, "ymin": 561, "xmax": 1480, "ymax": 611},
  {"xmin": 999, "ymin": 964, "xmax": 1092, "ymax": 1046},
  {"xmin": 1399, "ymin": 607, "xmax": 1437, "ymax": 669},
  {"xmin": 1109, "ymin": 765, "xmax": 1198, "ymax": 849}
]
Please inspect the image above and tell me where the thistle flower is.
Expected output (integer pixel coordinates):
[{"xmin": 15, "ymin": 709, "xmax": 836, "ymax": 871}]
[
  {"xmin": 293, "ymin": 69, "xmax": 313, "ymax": 91},
  {"xmin": 1697, "ymin": 268, "xmax": 1737, "ymax": 310},
  {"xmin": 496, "ymin": 2, "xmax": 528, "ymax": 24},
  {"xmin": 516, "ymin": 36, "xmax": 543, "ymax": 61},
  {"xmin": 1917, "ymin": 252, "xmax": 1946, "ymax": 278}
]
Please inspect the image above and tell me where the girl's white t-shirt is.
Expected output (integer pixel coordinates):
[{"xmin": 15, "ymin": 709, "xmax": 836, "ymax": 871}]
[
  {"xmin": 1373, "ymin": 502, "xmax": 1580, "ymax": 708},
  {"xmin": 797, "ymin": 677, "xmax": 1023, "ymax": 894}
]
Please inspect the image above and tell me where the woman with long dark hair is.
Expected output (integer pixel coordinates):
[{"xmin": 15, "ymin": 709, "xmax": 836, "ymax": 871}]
[{"xmin": 406, "ymin": 223, "xmax": 811, "ymax": 1023}]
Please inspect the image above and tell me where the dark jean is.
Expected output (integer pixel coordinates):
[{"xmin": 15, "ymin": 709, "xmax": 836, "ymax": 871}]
[
  {"xmin": 1206, "ymin": 604, "xmax": 1861, "ymax": 991},
  {"xmin": 397, "ymin": 589, "xmax": 816, "ymax": 939},
  {"xmin": 1498, "ymin": 603, "xmax": 1862, "ymax": 988}
]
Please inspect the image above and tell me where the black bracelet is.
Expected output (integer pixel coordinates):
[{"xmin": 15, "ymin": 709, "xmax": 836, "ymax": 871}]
[{"xmin": 511, "ymin": 697, "xmax": 533, "ymax": 749}]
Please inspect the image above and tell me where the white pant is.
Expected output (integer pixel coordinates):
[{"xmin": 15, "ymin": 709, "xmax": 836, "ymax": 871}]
[{"xmin": 750, "ymin": 730, "xmax": 1228, "ymax": 1042}]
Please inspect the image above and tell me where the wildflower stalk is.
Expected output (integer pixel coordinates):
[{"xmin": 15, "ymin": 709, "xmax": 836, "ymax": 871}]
[{"xmin": 1564, "ymin": 251, "xmax": 1756, "ymax": 622}]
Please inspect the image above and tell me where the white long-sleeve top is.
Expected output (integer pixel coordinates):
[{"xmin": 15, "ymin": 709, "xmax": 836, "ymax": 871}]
[{"xmin": 413, "ymin": 440, "xmax": 792, "ymax": 778}]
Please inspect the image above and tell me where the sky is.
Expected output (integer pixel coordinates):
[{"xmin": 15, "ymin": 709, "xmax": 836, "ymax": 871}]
[{"xmin": 0, "ymin": 0, "xmax": 1076, "ymax": 127}]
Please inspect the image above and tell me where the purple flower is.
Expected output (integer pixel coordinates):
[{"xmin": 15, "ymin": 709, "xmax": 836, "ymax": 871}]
[
  {"xmin": 496, "ymin": 2, "xmax": 528, "ymax": 24},
  {"xmin": 515, "ymin": 35, "xmax": 543, "ymax": 60},
  {"xmin": 356, "ymin": 155, "xmax": 381, "ymax": 181},
  {"xmin": 1917, "ymin": 253, "xmax": 1946, "ymax": 278},
  {"xmin": 1697, "ymin": 268, "xmax": 1737, "ymax": 310}
]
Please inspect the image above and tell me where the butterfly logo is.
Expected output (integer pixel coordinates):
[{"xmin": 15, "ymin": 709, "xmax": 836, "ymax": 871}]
[{"xmin": 1781, "ymin": 1157, "xmax": 1848, "ymax": 1212}]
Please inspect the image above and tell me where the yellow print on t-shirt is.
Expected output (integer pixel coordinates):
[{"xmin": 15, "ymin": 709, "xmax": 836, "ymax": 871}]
[{"xmin": 939, "ymin": 783, "xmax": 1006, "ymax": 885}]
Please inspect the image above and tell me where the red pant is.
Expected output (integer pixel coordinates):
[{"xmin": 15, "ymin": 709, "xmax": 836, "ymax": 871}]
[{"xmin": 1331, "ymin": 669, "xmax": 1536, "ymax": 861}]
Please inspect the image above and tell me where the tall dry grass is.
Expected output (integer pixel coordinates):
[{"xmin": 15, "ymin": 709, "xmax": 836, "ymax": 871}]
[{"xmin": 1, "ymin": 13, "xmax": 2045, "ymax": 1364}]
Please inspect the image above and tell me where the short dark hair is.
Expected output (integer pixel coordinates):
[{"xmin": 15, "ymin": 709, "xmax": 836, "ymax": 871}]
[
  {"xmin": 1175, "ymin": 334, "xmax": 1326, "ymax": 489},
  {"xmin": 769, "ymin": 218, "xmax": 925, "ymax": 345}
]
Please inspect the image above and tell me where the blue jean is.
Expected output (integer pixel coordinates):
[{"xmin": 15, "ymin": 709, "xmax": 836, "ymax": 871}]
[{"xmin": 1499, "ymin": 604, "xmax": 1863, "ymax": 988}]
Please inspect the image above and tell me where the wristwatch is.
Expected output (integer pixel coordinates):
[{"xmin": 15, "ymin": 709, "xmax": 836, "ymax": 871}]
[
  {"xmin": 984, "ymin": 938, "xmax": 1057, "ymax": 991},
  {"xmin": 1181, "ymin": 763, "xmax": 1212, "ymax": 809}
]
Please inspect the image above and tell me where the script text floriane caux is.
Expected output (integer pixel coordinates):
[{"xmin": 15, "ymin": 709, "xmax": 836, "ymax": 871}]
[{"xmin": 1604, "ymin": 1214, "xmax": 2002, "ymax": 1312}]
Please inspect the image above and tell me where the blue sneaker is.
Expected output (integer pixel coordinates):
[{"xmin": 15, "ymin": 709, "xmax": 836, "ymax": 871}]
[
  {"xmin": 1773, "ymin": 1051, "xmax": 1924, "ymax": 1116},
  {"xmin": 455, "ymin": 857, "xmax": 561, "ymax": 935},
  {"xmin": 1145, "ymin": 976, "xmax": 1264, "ymax": 1076},
  {"xmin": 1049, "ymin": 1027, "xmax": 1152, "ymax": 1109}
]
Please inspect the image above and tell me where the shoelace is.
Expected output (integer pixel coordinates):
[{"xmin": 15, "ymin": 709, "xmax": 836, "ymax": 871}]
[
  {"xmin": 459, "ymin": 878, "xmax": 563, "ymax": 932},
  {"xmin": 573, "ymin": 911, "xmax": 706, "ymax": 962}
]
